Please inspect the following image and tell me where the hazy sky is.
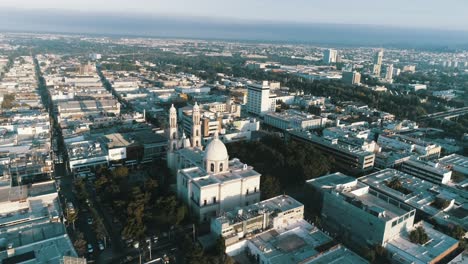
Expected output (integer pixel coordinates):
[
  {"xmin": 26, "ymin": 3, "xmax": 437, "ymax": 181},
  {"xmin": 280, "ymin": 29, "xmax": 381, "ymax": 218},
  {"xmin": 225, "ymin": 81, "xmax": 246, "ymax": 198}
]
[{"xmin": 1, "ymin": 0, "xmax": 468, "ymax": 30}]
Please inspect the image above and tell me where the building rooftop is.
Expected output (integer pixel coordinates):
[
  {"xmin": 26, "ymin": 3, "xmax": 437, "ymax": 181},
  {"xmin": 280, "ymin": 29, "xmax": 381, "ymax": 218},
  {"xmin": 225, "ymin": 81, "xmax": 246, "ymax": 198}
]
[
  {"xmin": 236, "ymin": 220, "xmax": 368, "ymax": 264},
  {"xmin": 67, "ymin": 140, "xmax": 107, "ymax": 161},
  {"xmin": 307, "ymin": 172, "xmax": 357, "ymax": 191},
  {"xmin": 359, "ymin": 169, "xmax": 468, "ymax": 229},
  {"xmin": 216, "ymin": 195, "xmax": 302, "ymax": 226},
  {"xmin": 387, "ymin": 222, "xmax": 459, "ymax": 264},
  {"xmin": 439, "ymin": 154, "xmax": 468, "ymax": 173}
]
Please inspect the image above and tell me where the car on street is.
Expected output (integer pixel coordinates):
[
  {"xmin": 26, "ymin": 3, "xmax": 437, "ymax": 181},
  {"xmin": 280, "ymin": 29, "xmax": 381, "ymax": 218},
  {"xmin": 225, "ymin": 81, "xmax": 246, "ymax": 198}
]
[
  {"xmin": 87, "ymin": 244, "xmax": 94, "ymax": 253},
  {"xmin": 66, "ymin": 202, "xmax": 75, "ymax": 214},
  {"xmin": 98, "ymin": 241, "xmax": 105, "ymax": 251}
]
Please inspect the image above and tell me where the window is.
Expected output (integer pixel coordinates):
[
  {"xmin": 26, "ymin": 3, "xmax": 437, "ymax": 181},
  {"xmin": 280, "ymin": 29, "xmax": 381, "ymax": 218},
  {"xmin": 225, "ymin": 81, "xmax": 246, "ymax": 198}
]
[
  {"xmin": 410, "ymin": 211, "xmax": 415, "ymax": 216},
  {"xmin": 196, "ymin": 130, "xmax": 199, "ymax": 137},
  {"xmin": 254, "ymin": 187, "xmax": 257, "ymax": 193},
  {"xmin": 172, "ymin": 132, "xmax": 176, "ymax": 139},
  {"xmin": 392, "ymin": 221, "xmax": 397, "ymax": 227},
  {"xmin": 213, "ymin": 197, "xmax": 216, "ymax": 203},
  {"xmin": 204, "ymin": 199, "xmax": 207, "ymax": 206},
  {"xmin": 210, "ymin": 163, "xmax": 215, "ymax": 172},
  {"xmin": 219, "ymin": 163, "xmax": 224, "ymax": 172},
  {"xmin": 246, "ymin": 189, "xmax": 249, "ymax": 195}
]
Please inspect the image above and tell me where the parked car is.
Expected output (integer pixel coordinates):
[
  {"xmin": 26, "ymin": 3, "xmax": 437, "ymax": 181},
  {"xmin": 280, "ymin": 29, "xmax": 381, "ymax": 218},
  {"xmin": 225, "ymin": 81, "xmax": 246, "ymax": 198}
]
[
  {"xmin": 66, "ymin": 202, "xmax": 75, "ymax": 214},
  {"xmin": 98, "ymin": 241, "xmax": 105, "ymax": 251},
  {"xmin": 87, "ymin": 244, "xmax": 94, "ymax": 253}
]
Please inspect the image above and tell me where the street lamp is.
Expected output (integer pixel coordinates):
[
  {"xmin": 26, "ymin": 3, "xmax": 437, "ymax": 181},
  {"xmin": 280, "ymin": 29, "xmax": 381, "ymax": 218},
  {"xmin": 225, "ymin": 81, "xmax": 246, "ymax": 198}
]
[
  {"xmin": 133, "ymin": 241, "xmax": 141, "ymax": 264},
  {"xmin": 146, "ymin": 238, "xmax": 152, "ymax": 260}
]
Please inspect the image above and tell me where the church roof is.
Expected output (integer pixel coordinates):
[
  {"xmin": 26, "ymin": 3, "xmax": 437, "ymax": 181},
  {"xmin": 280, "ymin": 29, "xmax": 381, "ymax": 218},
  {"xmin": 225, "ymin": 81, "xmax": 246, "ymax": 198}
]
[{"xmin": 204, "ymin": 132, "xmax": 228, "ymax": 162}]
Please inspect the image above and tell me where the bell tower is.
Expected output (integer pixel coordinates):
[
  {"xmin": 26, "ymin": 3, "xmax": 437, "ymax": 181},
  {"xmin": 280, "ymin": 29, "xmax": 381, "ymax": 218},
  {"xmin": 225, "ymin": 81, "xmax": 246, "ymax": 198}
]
[
  {"xmin": 168, "ymin": 104, "xmax": 178, "ymax": 151},
  {"xmin": 192, "ymin": 102, "xmax": 202, "ymax": 148}
]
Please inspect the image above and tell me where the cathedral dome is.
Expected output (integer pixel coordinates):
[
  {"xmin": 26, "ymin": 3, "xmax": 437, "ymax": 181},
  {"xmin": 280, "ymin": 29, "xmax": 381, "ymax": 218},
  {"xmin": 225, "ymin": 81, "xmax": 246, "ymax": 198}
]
[{"xmin": 204, "ymin": 133, "xmax": 228, "ymax": 162}]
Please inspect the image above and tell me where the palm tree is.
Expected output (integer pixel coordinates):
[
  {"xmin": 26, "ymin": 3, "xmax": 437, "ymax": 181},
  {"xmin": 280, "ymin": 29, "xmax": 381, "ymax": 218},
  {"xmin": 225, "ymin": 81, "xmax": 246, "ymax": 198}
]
[{"xmin": 66, "ymin": 210, "xmax": 78, "ymax": 230}]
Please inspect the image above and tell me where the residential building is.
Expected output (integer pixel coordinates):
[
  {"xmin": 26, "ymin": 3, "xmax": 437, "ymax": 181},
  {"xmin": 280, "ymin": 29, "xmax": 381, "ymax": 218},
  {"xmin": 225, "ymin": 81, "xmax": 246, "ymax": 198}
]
[
  {"xmin": 247, "ymin": 81, "xmax": 274, "ymax": 116},
  {"xmin": 385, "ymin": 64, "xmax": 394, "ymax": 81},
  {"xmin": 342, "ymin": 71, "xmax": 361, "ymax": 85},
  {"xmin": 373, "ymin": 49, "xmax": 384, "ymax": 76},
  {"xmin": 323, "ymin": 49, "xmax": 338, "ymax": 64}
]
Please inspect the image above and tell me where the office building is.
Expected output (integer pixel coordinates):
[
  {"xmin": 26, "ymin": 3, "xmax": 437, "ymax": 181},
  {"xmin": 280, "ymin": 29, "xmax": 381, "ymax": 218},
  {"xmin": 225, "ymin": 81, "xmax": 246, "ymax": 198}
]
[
  {"xmin": 263, "ymin": 110, "xmax": 327, "ymax": 131},
  {"xmin": 211, "ymin": 195, "xmax": 304, "ymax": 246},
  {"xmin": 438, "ymin": 154, "xmax": 468, "ymax": 177},
  {"xmin": 0, "ymin": 180, "xmax": 77, "ymax": 263},
  {"xmin": 309, "ymin": 171, "xmax": 460, "ymax": 262},
  {"xmin": 323, "ymin": 49, "xmax": 338, "ymax": 64},
  {"xmin": 342, "ymin": 71, "xmax": 361, "ymax": 85},
  {"xmin": 311, "ymin": 173, "xmax": 416, "ymax": 247},
  {"xmin": 386, "ymin": 221, "xmax": 459, "ymax": 264},
  {"xmin": 400, "ymin": 158, "xmax": 452, "ymax": 184},
  {"xmin": 359, "ymin": 169, "xmax": 468, "ymax": 230},
  {"xmin": 227, "ymin": 220, "xmax": 368, "ymax": 264},
  {"xmin": 247, "ymin": 81, "xmax": 274, "ymax": 116},
  {"xmin": 289, "ymin": 131, "xmax": 375, "ymax": 175},
  {"xmin": 377, "ymin": 134, "xmax": 441, "ymax": 160},
  {"xmin": 217, "ymin": 194, "xmax": 368, "ymax": 264}
]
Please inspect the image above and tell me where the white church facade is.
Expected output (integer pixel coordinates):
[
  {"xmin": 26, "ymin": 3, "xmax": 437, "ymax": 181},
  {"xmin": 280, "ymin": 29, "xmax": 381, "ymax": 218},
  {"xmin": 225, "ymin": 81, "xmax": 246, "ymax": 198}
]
[{"xmin": 167, "ymin": 103, "xmax": 261, "ymax": 222}]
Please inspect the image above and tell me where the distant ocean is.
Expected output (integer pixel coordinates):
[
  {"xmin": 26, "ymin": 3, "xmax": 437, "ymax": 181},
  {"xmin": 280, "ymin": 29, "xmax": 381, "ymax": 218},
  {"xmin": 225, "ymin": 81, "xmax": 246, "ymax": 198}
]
[{"xmin": 1, "ymin": 8, "xmax": 468, "ymax": 48}]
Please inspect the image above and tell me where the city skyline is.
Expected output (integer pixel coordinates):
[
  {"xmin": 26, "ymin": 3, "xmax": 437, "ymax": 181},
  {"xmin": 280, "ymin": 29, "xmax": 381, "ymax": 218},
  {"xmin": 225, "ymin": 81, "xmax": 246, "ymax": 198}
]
[{"xmin": 1, "ymin": 0, "xmax": 468, "ymax": 31}]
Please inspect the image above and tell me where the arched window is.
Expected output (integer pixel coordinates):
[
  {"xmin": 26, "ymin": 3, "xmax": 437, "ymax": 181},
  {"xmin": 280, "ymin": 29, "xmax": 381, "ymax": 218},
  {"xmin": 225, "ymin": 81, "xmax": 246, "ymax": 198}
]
[
  {"xmin": 196, "ymin": 140, "xmax": 199, "ymax": 146},
  {"xmin": 196, "ymin": 130, "xmax": 199, "ymax": 137},
  {"xmin": 219, "ymin": 163, "xmax": 224, "ymax": 172},
  {"xmin": 172, "ymin": 132, "xmax": 176, "ymax": 139},
  {"xmin": 210, "ymin": 163, "xmax": 215, "ymax": 172}
]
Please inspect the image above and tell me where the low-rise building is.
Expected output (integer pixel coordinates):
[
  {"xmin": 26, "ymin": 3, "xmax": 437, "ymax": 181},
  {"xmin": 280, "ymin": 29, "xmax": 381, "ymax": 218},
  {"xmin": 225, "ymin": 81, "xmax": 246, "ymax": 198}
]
[
  {"xmin": 400, "ymin": 157, "xmax": 452, "ymax": 184},
  {"xmin": 359, "ymin": 169, "xmax": 468, "ymax": 230},
  {"xmin": 264, "ymin": 110, "xmax": 327, "ymax": 130},
  {"xmin": 438, "ymin": 154, "xmax": 468, "ymax": 177},
  {"xmin": 311, "ymin": 173, "xmax": 416, "ymax": 247},
  {"xmin": 289, "ymin": 131, "xmax": 375, "ymax": 175},
  {"xmin": 211, "ymin": 195, "xmax": 304, "ymax": 246}
]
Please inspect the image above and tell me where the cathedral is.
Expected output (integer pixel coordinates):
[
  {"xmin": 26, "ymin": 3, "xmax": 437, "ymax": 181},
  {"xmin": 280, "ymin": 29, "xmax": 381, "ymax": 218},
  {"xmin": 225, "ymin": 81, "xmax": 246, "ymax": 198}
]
[{"xmin": 167, "ymin": 103, "xmax": 261, "ymax": 222}]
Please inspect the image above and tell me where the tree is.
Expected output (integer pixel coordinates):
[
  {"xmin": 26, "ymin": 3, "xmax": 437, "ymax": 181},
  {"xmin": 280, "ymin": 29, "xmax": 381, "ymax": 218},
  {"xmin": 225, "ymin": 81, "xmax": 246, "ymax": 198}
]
[
  {"xmin": 66, "ymin": 210, "xmax": 78, "ymax": 230},
  {"xmin": 409, "ymin": 226, "xmax": 429, "ymax": 244},
  {"xmin": 450, "ymin": 225, "xmax": 466, "ymax": 240},
  {"xmin": 73, "ymin": 232, "xmax": 87, "ymax": 256},
  {"xmin": 261, "ymin": 175, "xmax": 281, "ymax": 200},
  {"xmin": 113, "ymin": 166, "xmax": 129, "ymax": 179}
]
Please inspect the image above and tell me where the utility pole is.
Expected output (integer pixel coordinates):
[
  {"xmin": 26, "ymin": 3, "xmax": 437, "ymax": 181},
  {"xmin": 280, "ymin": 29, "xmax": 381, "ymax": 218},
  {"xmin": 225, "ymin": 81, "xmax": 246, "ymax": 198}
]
[{"xmin": 192, "ymin": 223, "xmax": 196, "ymax": 242}]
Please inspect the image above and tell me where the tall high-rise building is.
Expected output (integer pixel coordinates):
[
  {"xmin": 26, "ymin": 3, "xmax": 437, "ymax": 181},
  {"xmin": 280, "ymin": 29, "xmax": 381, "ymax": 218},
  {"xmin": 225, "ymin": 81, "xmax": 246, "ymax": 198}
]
[
  {"xmin": 342, "ymin": 71, "xmax": 361, "ymax": 85},
  {"xmin": 385, "ymin": 64, "xmax": 394, "ymax": 81},
  {"xmin": 323, "ymin": 49, "xmax": 338, "ymax": 64},
  {"xmin": 247, "ymin": 81, "xmax": 272, "ymax": 116},
  {"xmin": 372, "ymin": 49, "xmax": 384, "ymax": 76}
]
